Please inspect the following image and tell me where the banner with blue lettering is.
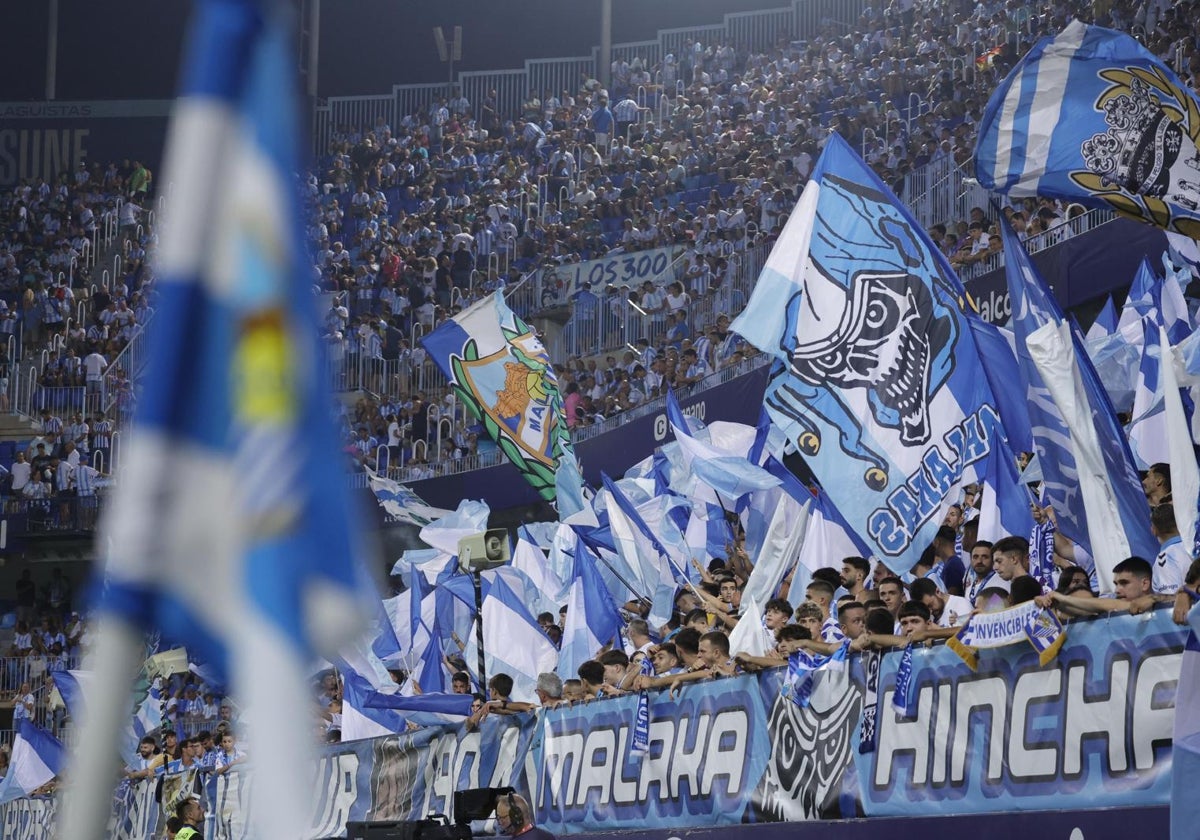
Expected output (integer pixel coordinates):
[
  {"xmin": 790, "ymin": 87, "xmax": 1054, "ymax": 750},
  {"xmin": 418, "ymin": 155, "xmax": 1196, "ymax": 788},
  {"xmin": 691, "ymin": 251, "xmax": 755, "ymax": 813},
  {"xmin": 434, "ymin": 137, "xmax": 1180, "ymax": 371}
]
[
  {"xmin": 534, "ymin": 675, "xmax": 769, "ymax": 832},
  {"xmin": 9, "ymin": 613, "xmax": 1185, "ymax": 839},
  {"xmin": 536, "ymin": 246, "xmax": 684, "ymax": 308},
  {"xmin": 859, "ymin": 610, "xmax": 1186, "ymax": 815}
]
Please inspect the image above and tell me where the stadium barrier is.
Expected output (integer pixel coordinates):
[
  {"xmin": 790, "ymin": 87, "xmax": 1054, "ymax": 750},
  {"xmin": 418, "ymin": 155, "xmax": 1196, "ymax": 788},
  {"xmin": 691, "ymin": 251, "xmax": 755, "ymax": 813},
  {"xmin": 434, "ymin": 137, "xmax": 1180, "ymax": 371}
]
[
  {"xmin": 312, "ymin": 0, "xmax": 868, "ymax": 154},
  {"xmin": 6, "ymin": 610, "xmax": 1181, "ymax": 840}
]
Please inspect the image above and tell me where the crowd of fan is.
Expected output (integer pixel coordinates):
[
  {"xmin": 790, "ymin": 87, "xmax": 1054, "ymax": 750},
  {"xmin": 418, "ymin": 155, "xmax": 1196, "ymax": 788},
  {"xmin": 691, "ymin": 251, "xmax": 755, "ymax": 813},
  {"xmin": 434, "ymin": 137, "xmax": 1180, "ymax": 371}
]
[
  {"xmin": 322, "ymin": 464, "xmax": 1195, "ymax": 740},
  {"xmin": 310, "ymin": 0, "xmax": 1200, "ymax": 478}
]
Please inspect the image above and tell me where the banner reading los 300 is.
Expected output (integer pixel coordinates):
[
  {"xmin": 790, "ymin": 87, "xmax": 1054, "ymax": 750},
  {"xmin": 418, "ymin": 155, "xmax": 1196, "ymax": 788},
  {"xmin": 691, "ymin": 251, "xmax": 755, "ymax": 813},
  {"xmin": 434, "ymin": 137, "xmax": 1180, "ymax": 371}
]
[{"xmin": 4, "ymin": 612, "xmax": 1187, "ymax": 839}]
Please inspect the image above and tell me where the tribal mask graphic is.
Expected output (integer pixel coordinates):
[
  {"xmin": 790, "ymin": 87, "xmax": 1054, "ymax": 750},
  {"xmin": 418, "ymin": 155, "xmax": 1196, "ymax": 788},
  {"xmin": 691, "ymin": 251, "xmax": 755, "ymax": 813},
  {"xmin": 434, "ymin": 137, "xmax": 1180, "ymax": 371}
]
[{"xmin": 772, "ymin": 174, "xmax": 956, "ymax": 490}]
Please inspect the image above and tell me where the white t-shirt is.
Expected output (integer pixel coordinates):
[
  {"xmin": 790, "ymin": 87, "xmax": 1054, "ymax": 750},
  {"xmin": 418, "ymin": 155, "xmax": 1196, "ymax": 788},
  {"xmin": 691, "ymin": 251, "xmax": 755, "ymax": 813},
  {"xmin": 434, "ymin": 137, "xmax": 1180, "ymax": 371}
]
[
  {"xmin": 83, "ymin": 352, "xmax": 108, "ymax": 380},
  {"xmin": 1154, "ymin": 537, "xmax": 1191, "ymax": 594},
  {"xmin": 936, "ymin": 595, "xmax": 974, "ymax": 628}
]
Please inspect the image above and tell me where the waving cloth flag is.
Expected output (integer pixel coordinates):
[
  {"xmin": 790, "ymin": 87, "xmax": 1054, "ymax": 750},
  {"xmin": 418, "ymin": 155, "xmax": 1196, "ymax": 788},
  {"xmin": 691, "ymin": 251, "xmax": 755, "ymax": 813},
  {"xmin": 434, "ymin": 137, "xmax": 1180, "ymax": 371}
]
[
  {"xmin": 975, "ymin": 436, "xmax": 1036, "ymax": 546},
  {"xmin": 1161, "ymin": 326, "xmax": 1200, "ymax": 553},
  {"xmin": 365, "ymin": 467, "xmax": 451, "ymax": 526},
  {"xmin": 1085, "ymin": 295, "xmax": 1118, "ymax": 341},
  {"xmin": 0, "ymin": 720, "xmax": 65, "ymax": 804},
  {"xmin": 1129, "ymin": 318, "xmax": 1169, "ymax": 469},
  {"xmin": 1003, "ymin": 224, "xmax": 1158, "ymax": 591},
  {"xmin": 974, "ymin": 20, "xmax": 1200, "ymax": 238},
  {"xmin": 782, "ymin": 641, "xmax": 850, "ymax": 708},
  {"xmin": 64, "ymin": 3, "xmax": 381, "ymax": 838},
  {"xmin": 557, "ymin": 535, "xmax": 623, "ymax": 682},
  {"xmin": 422, "ymin": 292, "xmax": 585, "ymax": 508},
  {"xmin": 733, "ymin": 134, "xmax": 1004, "ymax": 573}
]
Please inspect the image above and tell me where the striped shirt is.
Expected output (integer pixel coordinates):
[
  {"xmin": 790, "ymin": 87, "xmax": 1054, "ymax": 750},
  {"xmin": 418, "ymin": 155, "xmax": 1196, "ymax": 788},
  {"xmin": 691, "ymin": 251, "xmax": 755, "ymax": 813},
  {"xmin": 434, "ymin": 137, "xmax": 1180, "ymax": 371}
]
[
  {"xmin": 75, "ymin": 464, "xmax": 99, "ymax": 496},
  {"xmin": 92, "ymin": 420, "xmax": 113, "ymax": 449}
]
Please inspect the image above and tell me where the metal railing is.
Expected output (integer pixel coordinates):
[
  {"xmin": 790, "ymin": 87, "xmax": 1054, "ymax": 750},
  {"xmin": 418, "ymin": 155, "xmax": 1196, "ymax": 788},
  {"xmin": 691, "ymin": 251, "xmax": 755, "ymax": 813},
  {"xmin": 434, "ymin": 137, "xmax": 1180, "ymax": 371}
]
[{"xmin": 312, "ymin": 0, "xmax": 869, "ymax": 153}]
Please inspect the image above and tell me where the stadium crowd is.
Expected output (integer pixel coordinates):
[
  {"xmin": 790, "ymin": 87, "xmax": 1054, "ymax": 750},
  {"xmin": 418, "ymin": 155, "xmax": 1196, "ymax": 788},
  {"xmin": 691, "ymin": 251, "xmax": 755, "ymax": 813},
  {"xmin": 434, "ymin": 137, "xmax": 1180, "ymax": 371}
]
[
  {"xmin": 308, "ymin": 0, "xmax": 1200, "ymax": 479},
  {"xmin": 4, "ymin": 0, "xmax": 1200, "ymax": 796}
]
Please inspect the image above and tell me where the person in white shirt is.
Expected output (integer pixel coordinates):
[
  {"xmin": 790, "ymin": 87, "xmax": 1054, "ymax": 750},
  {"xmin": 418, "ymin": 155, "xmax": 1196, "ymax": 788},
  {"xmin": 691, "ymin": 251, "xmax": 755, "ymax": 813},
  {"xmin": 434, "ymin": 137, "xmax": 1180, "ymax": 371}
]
[
  {"xmin": 910, "ymin": 578, "xmax": 973, "ymax": 627},
  {"xmin": 1151, "ymin": 503, "xmax": 1192, "ymax": 594},
  {"xmin": 12, "ymin": 681, "xmax": 35, "ymax": 722},
  {"xmin": 10, "ymin": 451, "xmax": 31, "ymax": 493}
]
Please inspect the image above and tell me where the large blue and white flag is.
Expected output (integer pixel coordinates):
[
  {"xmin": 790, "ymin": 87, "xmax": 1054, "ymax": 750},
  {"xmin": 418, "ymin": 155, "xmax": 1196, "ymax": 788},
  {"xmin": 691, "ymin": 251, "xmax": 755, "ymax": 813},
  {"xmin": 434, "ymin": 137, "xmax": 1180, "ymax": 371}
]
[
  {"xmin": 557, "ymin": 535, "xmax": 623, "ymax": 682},
  {"xmin": 1129, "ymin": 318, "xmax": 1169, "ymax": 469},
  {"xmin": 365, "ymin": 467, "xmax": 451, "ymax": 527},
  {"xmin": 76, "ymin": 4, "xmax": 380, "ymax": 837},
  {"xmin": 1004, "ymin": 224, "xmax": 1157, "ymax": 591},
  {"xmin": 791, "ymin": 486, "xmax": 875, "ymax": 608},
  {"xmin": 1159, "ymin": 326, "xmax": 1200, "ymax": 552},
  {"xmin": 463, "ymin": 573, "xmax": 558, "ymax": 703},
  {"xmin": 422, "ymin": 293, "xmax": 582, "ymax": 505},
  {"xmin": 741, "ymin": 490, "xmax": 811, "ymax": 608},
  {"xmin": 965, "ymin": 313, "xmax": 1034, "ymax": 455},
  {"xmin": 601, "ymin": 473, "xmax": 680, "ymax": 628},
  {"xmin": 0, "ymin": 721, "xmax": 65, "ymax": 804},
  {"xmin": 49, "ymin": 670, "xmax": 160, "ymax": 768},
  {"xmin": 732, "ymin": 134, "xmax": 1005, "ymax": 572},
  {"xmin": 975, "ymin": 20, "xmax": 1200, "ymax": 238}
]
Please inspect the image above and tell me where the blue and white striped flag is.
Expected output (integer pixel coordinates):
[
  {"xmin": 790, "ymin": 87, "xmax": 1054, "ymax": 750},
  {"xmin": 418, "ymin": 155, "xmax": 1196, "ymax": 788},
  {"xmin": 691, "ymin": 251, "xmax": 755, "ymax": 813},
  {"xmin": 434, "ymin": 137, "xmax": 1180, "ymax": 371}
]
[
  {"xmin": 1002, "ymin": 222, "xmax": 1157, "ymax": 592},
  {"xmin": 783, "ymin": 641, "xmax": 850, "ymax": 708},
  {"xmin": 732, "ymin": 134, "xmax": 1007, "ymax": 573},
  {"xmin": 975, "ymin": 20, "xmax": 1200, "ymax": 237},
  {"xmin": 1130, "ymin": 318, "xmax": 1169, "ymax": 469},
  {"xmin": 0, "ymin": 720, "xmax": 65, "ymax": 804},
  {"xmin": 365, "ymin": 467, "xmax": 451, "ymax": 527},
  {"xmin": 557, "ymin": 535, "xmax": 623, "ymax": 682},
  {"xmin": 1085, "ymin": 295, "xmax": 1118, "ymax": 341},
  {"xmin": 67, "ymin": 3, "xmax": 380, "ymax": 837}
]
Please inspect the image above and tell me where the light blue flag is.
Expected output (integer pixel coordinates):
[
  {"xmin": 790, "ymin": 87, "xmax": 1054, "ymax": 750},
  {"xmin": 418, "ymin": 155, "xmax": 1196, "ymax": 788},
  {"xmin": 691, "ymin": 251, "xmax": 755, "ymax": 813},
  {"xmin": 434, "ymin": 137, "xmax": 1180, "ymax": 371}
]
[
  {"xmin": 91, "ymin": 5, "xmax": 381, "ymax": 833},
  {"xmin": 974, "ymin": 20, "xmax": 1200, "ymax": 237},
  {"xmin": 50, "ymin": 670, "xmax": 161, "ymax": 768},
  {"xmin": 975, "ymin": 434, "xmax": 1036, "ymax": 545},
  {"xmin": 0, "ymin": 720, "xmax": 65, "ymax": 803},
  {"xmin": 422, "ymin": 293, "xmax": 577, "ymax": 503},
  {"xmin": 464, "ymin": 573, "xmax": 558, "ymax": 703},
  {"xmin": 366, "ymin": 468, "xmax": 451, "ymax": 527},
  {"xmin": 666, "ymin": 389, "xmax": 780, "ymax": 500},
  {"xmin": 557, "ymin": 535, "xmax": 622, "ymax": 682},
  {"xmin": 1085, "ymin": 295, "xmax": 1119, "ymax": 341},
  {"xmin": 965, "ymin": 313, "xmax": 1034, "ymax": 454},
  {"xmin": 1003, "ymin": 220, "xmax": 1094, "ymax": 554},
  {"xmin": 732, "ymin": 134, "xmax": 1007, "ymax": 573},
  {"xmin": 338, "ymin": 667, "xmax": 410, "ymax": 741},
  {"xmin": 601, "ymin": 473, "xmax": 680, "ymax": 627},
  {"xmin": 1003, "ymin": 223, "xmax": 1158, "ymax": 590},
  {"xmin": 1130, "ymin": 318, "xmax": 1169, "ymax": 469},
  {"xmin": 417, "ymin": 499, "xmax": 491, "ymax": 555},
  {"xmin": 783, "ymin": 641, "xmax": 850, "ymax": 708}
]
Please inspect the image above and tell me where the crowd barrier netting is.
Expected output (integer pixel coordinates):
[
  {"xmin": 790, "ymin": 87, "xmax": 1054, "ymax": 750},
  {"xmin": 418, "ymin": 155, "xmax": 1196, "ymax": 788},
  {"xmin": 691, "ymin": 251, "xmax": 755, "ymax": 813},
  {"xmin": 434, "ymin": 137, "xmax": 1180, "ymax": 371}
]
[{"xmin": 1, "ymin": 610, "xmax": 1184, "ymax": 839}]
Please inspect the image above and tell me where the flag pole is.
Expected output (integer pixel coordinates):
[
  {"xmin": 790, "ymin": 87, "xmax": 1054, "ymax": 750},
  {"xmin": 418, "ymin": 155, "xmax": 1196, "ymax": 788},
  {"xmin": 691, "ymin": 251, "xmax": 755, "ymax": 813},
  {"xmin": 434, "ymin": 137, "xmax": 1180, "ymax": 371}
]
[{"xmin": 58, "ymin": 616, "xmax": 145, "ymax": 840}]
